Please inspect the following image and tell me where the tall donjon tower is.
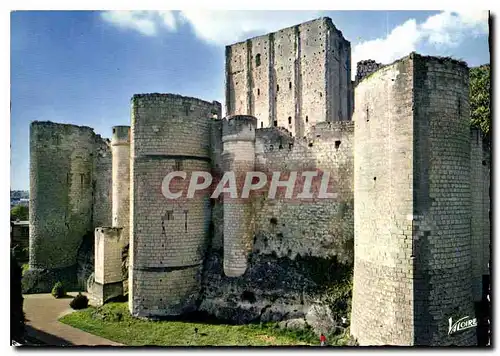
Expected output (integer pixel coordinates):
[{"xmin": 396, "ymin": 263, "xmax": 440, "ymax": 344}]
[
  {"xmin": 225, "ymin": 17, "xmax": 352, "ymax": 137},
  {"xmin": 351, "ymin": 53, "xmax": 476, "ymax": 346},
  {"xmin": 129, "ymin": 93, "xmax": 221, "ymax": 317}
]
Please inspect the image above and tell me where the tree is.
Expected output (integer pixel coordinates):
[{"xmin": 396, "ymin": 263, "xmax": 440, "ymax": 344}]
[
  {"xmin": 470, "ymin": 64, "xmax": 491, "ymax": 137},
  {"xmin": 11, "ymin": 205, "xmax": 28, "ymax": 221}
]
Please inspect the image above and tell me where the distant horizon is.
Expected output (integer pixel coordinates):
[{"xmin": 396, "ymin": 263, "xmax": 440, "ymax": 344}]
[{"xmin": 11, "ymin": 10, "xmax": 490, "ymax": 190}]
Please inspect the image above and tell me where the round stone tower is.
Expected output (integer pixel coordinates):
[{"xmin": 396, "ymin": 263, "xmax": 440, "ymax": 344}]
[
  {"xmin": 221, "ymin": 115, "xmax": 257, "ymax": 277},
  {"xmin": 27, "ymin": 121, "xmax": 95, "ymax": 292},
  {"xmin": 129, "ymin": 94, "xmax": 222, "ymax": 317},
  {"xmin": 111, "ymin": 126, "xmax": 130, "ymax": 235}
]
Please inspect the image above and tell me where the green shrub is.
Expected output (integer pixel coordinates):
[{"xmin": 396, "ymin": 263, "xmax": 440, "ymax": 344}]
[
  {"xmin": 51, "ymin": 281, "xmax": 65, "ymax": 298},
  {"xmin": 70, "ymin": 293, "xmax": 89, "ymax": 310}
]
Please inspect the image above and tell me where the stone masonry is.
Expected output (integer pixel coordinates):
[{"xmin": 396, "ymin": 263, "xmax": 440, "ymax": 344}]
[{"xmin": 26, "ymin": 17, "xmax": 490, "ymax": 346}]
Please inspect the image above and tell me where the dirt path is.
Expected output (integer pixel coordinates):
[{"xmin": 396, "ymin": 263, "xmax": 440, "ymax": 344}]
[{"xmin": 23, "ymin": 293, "xmax": 123, "ymax": 346}]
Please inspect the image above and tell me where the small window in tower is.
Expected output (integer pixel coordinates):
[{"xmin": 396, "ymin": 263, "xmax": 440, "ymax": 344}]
[
  {"xmin": 288, "ymin": 117, "xmax": 292, "ymax": 125},
  {"xmin": 256, "ymin": 54, "xmax": 261, "ymax": 67},
  {"xmin": 166, "ymin": 211, "xmax": 173, "ymax": 221},
  {"xmin": 306, "ymin": 116, "xmax": 309, "ymax": 123},
  {"xmin": 257, "ymin": 88, "xmax": 260, "ymax": 96},
  {"xmin": 184, "ymin": 210, "xmax": 188, "ymax": 232},
  {"xmin": 277, "ymin": 84, "xmax": 280, "ymax": 92},
  {"xmin": 261, "ymin": 122, "xmax": 263, "ymax": 128},
  {"xmin": 289, "ymin": 82, "xmax": 292, "ymax": 90},
  {"xmin": 273, "ymin": 120, "xmax": 278, "ymax": 127}
]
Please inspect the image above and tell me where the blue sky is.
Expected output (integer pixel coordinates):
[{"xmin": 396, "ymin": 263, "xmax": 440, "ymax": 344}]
[{"xmin": 10, "ymin": 10, "xmax": 490, "ymax": 190}]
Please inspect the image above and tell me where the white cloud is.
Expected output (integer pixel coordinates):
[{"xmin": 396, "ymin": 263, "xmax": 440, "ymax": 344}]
[
  {"xmin": 100, "ymin": 11, "xmax": 178, "ymax": 36},
  {"xmin": 351, "ymin": 11, "xmax": 489, "ymax": 78},
  {"xmin": 101, "ymin": 10, "xmax": 323, "ymax": 44},
  {"xmin": 100, "ymin": 10, "xmax": 489, "ymax": 79},
  {"xmin": 178, "ymin": 10, "xmax": 323, "ymax": 45}
]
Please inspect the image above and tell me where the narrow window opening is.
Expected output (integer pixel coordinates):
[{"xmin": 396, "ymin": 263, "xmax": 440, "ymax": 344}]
[
  {"xmin": 319, "ymin": 92, "xmax": 323, "ymax": 98},
  {"xmin": 366, "ymin": 107, "xmax": 369, "ymax": 122},
  {"xmin": 261, "ymin": 122, "xmax": 263, "ymax": 128},
  {"xmin": 335, "ymin": 140, "xmax": 341, "ymax": 149},
  {"xmin": 288, "ymin": 117, "xmax": 292, "ymax": 125},
  {"xmin": 184, "ymin": 210, "xmax": 188, "ymax": 232},
  {"xmin": 80, "ymin": 173, "xmax": 84, "ymax": 186},
  {"xmin": 289, "ymin": 82, "xmax": 292, "ymax": 89},
  {"xmin": 257, "ymin": 88, "xmax": 260, "ymax": 96},
  {"xmin": 306, "ymin": 116, "xmax": 309, "ymax": 123},
  {"xmin": 273, "ymin": 120, "xmax": 278, "ymax": 127},
  {"xmin": 277, "ymin": 84, "xmax": 280, "ymax": 92},
  {"xmin": 308, "ymin": 143, "xmax": 313, "ymax": 147},
  {"xmin": 255, "ymin": 54, "xmax": 261, "ymax": 67},
  {"xmin": 166, "ymin": 211, "xmax": 173, "ymax": 221}
]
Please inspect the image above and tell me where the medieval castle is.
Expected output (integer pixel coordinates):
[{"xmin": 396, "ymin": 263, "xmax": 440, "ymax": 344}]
[{"xmin": 23, "ymin": 17, "xmax": 491, "ymax": 346}]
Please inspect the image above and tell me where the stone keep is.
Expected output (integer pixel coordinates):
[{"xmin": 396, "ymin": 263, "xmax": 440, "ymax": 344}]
[
  {"xmin": 350, "ymin": 53, "xmax": 478, "ymax": 346},
  {"xmin": 129, "ymin": 94, "xmax": 221, "ymax": 317},
  {"xmin": 225, "ymin": 17, "xmax": 353, "ymax": 136},
  {"xmin": 221, "ymin": 115, "xmax": 257, "ymax": 277}
]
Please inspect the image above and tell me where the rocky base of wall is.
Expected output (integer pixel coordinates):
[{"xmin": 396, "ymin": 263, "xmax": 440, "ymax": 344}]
[
  {"xmin": 22, "ymin": 265, "xmax": 80, "ymax": 294},
  {"xmin": 199, "ymin": 251, "xmax": 352, "ymax": 335}
]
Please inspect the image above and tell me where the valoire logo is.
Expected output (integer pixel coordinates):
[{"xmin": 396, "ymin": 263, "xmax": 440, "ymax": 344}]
[{"xmin": 448, "ymin": 316, "xmax": 477, "ymax": 335}]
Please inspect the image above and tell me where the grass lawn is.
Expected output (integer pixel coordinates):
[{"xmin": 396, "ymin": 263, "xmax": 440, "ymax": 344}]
[{"xmin": 59, "ymin": 302, "xmax": 323, "ymax": 346}]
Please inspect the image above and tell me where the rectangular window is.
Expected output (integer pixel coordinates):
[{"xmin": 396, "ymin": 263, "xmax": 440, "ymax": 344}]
[{"xmin": 184, "ymin": 210, "xmax": 188, "ymax": 232}]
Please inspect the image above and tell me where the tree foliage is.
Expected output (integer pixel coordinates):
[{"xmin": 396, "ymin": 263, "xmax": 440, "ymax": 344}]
[
  {"xmin": 470, "ymin": 64, "xmax": 491, "ymax": 136},
  {"xmin": 11, "ymin": 205, "xmax": 28, "ymax": 221}
]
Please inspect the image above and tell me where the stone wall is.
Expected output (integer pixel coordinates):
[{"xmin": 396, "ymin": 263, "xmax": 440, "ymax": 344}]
[
  {"xmin": 351, "ymin": 53, "xmax": 477, "ymax": 346},
  {"xmin": 412, "ymin": 54, "xmax": 475, "ymax": 346},
  {"xmin": 225, "ymin": 17, "xmax": 352, "ymax": 137},
  {"xmin": 129, "ymin": 93, "xmax": 221, "ymax": 317},
  {"xmin": 470, "ymin": 128, "xmax": 484, "ymax": 302},
  {"xmin": 26, "ymin": 121, "xmax": 113, "ymax": 293},
  {"xmin": 355, "ymin": 59, "xmax": 383, "ymax": 83},
  {"xmin": 200, "ymin": 120, "xmax": 354, "ymax": 329},
  {"xmin": 93, "ymin": 136, "xmax": 112, "ymax": 228},
  {"xmin": 351, "ymin": 57, "xmax": 415, "ymax": 346}
]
